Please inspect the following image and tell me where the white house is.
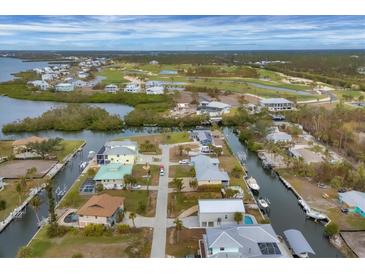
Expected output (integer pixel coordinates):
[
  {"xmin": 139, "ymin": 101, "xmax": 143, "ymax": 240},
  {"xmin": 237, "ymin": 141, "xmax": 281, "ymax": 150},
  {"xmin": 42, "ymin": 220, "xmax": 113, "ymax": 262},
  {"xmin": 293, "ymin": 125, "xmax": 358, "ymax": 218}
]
[
  {"xmin": 124, "ymin": 82, "xmax": 141, "ymax": 93},
  {"xmin": 28, "ymin": 80, "xmax": 50, "ymax": 91},
  {"xmin": 149, "ymin": 60, "xmax": 159, "ymax": 65},
  {"xmin": 146, "ymin": 86, "xmax": 164, "ymax": 95},
  {"xmin": 260, "ymin": 98, "xmax": 294, "ymax": 111},
  {"xmin": 55, "ymin": 83, "xmax": 74, "ymax": 92},
  {"xmin": 78, "ymin": 71, "xmax": 89, "ymax": 79},
  {"xmin": 105, "ymin": 84, "xmax": 119, "ymax": 93},
  {"xmin": 198, "ymin": 199, "xmax": 245, "ymax": 227},
  {"xmin": 198, "ymin": 101, "xmax": 231, "ymax": 119}
]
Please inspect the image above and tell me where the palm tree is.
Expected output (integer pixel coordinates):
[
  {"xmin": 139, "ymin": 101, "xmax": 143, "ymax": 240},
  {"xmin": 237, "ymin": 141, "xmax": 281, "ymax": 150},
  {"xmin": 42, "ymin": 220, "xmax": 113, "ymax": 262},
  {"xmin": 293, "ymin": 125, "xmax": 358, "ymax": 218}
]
[
  {"xmin": 15, "ymin": 182, "xmax": 23, "ymax": 204},
  {"xmin": 234, "ymin": 212, "xmax": 243, "ymax": 224},
  {"xmin": 178, "ymin": 145, "xmax": 184, "ymax": 157},
  {"xmin": 26, "ymin": 167, "xmax": 38, "ymax": 187},
  {"xmin": 172, "ymin": 177, "xmax": 184, "ymax": 193},
  {"xmin": 174, "ymin": 218, "xmax": 183, "ymax": 243},
  {"xmin": 129, "ymin": 212, "xmax": 136, "ymax": 228},
  {"xmin": 30, "ymin": 195, "xmax": 42, "ymax": 224}
]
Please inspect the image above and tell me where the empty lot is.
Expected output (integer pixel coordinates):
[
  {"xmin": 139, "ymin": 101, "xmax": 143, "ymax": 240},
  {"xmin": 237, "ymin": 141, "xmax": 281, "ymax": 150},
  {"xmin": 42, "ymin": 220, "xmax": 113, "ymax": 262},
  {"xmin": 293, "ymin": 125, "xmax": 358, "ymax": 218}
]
[{"xmin": 0, "ymin": 160, "xmax": 58, "ymax": 179}]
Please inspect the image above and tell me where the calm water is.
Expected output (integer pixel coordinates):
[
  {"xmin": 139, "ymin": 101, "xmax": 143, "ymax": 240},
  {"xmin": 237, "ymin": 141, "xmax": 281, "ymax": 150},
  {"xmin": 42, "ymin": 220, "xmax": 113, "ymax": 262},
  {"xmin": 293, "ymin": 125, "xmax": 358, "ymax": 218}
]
[
  {"xmin": 223, "ymin": 128, "xmax": 342, "ymax": 258},
  {"xmin": 0, "ymin": 57, "xmax": 50, "ymax": 83}
]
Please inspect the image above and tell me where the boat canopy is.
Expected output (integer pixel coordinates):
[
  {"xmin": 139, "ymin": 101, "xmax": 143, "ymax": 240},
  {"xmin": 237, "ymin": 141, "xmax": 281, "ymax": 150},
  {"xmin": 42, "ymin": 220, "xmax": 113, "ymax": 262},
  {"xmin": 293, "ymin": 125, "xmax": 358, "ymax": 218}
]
[{"xmin": 283, "ymin": 229, "xmax": 315, "ymax": 256}]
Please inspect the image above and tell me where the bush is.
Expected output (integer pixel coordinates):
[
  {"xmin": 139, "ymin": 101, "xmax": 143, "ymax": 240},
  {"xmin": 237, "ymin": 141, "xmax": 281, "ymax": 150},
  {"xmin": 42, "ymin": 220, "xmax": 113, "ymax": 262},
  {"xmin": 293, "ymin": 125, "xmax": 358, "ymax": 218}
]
[
  {"xmin": 324, "ymin": 222, "xmax": 339, "ymax": 237},
  {"xmin": 16, "ymin": 246, "xmax": 33, "ymax": 258},
  {"xmin": 137, "ymin": 200, "xmax": 147, "ymax": 214},
  {"xmin": 116, "ymin": 224, "xmax": 131, "ymax": 234},
  {"xmin": 72, "ymin": 253, "xmax": 84, "ymax": 258},
  {"xmin": 82, "ymin": 223, "xmax": 111, "ymax": 237},
  {"xmin": 95, "ymin": 183, "xmax": 104, "ymax": 192},
  {"xmin": 0, "ymin": 200, "xmax": 6, "ymax": 210},
  {"xmin": 197, "ymin": 184, "xmax": 222, "ymax": 192},
  {"xmin": 115, "ymin": 210, "xmax": 124, "ymax": 223},
  {"xmin": 46, "ymin": 223, "xmax": 69, "ymax": 238}
]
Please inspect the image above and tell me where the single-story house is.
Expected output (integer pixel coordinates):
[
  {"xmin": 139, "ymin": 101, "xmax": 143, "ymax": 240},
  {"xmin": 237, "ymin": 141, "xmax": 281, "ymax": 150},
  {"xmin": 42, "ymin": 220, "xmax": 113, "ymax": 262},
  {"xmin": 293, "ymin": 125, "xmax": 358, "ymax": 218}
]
[
  {"xmin": 191, "ymin": 130, "xmax": 213, "ymax": 146},
  {"xmin": 28, "ymin": 80, "xmax": 50, "ymax": 91},
  {"xmin": 77, "ymin": 194, "xmax": 124, "ymax": 228},
  {"xmin": 97, "ymin": 140, "xmax": 138, "ymax": 165},
  {"xmin": 191, "ymin": 155, "xmax": 229, "ymax": 186},
  {"xmin": 105, "ymin": 84, "xmax": 119, "ymax": 93},
  {"xmin": 200, "ymin": 224, "xmax": 289, "ymax": 258},
  {"xmin": 93, "ymin": 163, "xmax": 133, "ymax": 189},
  {"xmin": 339, "ymin": 191, "xmax": 365, "ymax": 218},
  {"xmin": 146, "ymin": 86, "xmax": 164, "ymax": 95},
  {"xmin": 124, "ymin": 82, "xmax": 141, "ymax": 93},
  {"xmin": 198, "ymin": 199, "xmax": 245, "ymax": 227},
  {"xmin": 266, "ymin": 128, "xmax": 292, "ymax": 143},
  {"xmin": 78, "ymin": 71, "xmax": 89, "ymax": 79},
  {"xmin": 12, "ymin": 136, "xmax": 48, "ymax": 154},
  {"xmin": 199, "ymin": 101, "xmax": 231, "ymax": 114},
  {"xmin": 149, "ymin": 60, "xmax": 159, "ymax": 65},
  {"xmin": 260, "ymin": 98, "xmax": 294, "ymax": 112},
  {"xmin": 55, "ymin": 83, "xmax": 74, "ymax": 92}
]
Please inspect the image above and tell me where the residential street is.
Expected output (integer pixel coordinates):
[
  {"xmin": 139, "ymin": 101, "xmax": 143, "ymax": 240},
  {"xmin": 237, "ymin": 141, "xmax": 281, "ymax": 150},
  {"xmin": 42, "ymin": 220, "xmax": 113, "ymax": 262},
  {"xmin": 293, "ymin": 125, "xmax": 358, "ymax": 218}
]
[{"xmin": 150, "ymin": 145, "xmax": 170, "ymax": 258}]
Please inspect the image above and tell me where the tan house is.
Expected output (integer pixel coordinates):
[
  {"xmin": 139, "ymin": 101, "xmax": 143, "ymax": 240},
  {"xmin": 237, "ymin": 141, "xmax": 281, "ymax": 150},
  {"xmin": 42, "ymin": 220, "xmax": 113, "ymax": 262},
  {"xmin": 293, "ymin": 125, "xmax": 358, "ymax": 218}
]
[
  {"xmin": 77, "ymin": 194, "xmax": 124, "ymax": 228},
  {"xmin": 12, "ymin": 136, "xmax": 47, "ymax": 154}
]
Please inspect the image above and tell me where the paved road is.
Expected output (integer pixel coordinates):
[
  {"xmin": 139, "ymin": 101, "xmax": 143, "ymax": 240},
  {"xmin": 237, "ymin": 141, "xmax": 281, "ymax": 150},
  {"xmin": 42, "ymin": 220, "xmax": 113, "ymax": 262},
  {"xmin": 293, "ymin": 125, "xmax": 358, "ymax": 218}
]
[{"xmin": 150, "ymin": 145, "xmax": 170, "ymax": 258}]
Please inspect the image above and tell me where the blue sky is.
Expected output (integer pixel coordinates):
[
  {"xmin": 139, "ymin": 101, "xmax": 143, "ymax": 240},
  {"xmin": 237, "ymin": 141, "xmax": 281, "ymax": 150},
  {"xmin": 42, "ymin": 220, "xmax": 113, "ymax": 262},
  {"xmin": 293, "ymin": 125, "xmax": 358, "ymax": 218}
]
[{"xmin": 0, "ymin": 16, "xmax": 364, "ymax": 50}]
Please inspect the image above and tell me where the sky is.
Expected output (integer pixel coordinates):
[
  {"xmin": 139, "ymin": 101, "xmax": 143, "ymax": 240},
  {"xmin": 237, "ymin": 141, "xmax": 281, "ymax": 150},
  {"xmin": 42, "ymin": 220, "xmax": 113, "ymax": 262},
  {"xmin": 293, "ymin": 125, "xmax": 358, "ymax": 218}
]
[{"xmin": 0, "ymin": 16, "xmax": 364, "ymax": 50}]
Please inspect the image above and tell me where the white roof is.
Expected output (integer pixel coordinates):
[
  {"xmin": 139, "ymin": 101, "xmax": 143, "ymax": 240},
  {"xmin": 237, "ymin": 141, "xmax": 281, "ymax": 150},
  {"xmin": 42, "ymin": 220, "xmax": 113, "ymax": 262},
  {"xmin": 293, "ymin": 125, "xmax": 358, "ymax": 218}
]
[
  {"xmin": 266, "ymin": 132, "xmax": 292, "ymax": 142},
  {"xmin": 261, "ymin": 98, "xmax": 293, "ymax": 104},
  {"xmin": 207, "ymin": 101, "xmax": 231, "ymax": 109},
  {"xmin": 339, "ymin": 191, "xmax": 365, "ymax": 212},
  {"xmin": 199, "ymin": 199, "xmax": 245, "ymax": 213}
]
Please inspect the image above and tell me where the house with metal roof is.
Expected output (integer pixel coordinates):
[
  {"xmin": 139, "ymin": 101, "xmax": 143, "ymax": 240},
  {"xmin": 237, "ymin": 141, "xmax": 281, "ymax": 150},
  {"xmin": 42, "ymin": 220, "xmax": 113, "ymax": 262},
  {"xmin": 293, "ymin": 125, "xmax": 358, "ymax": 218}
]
[
  {"xmin": 93, "ymin": 163, "xmax": 133, "ymax": 189},
  {"xmin": 198, "ymin": 199, "xmax": 245, "ymax": 227},
  {"xmin": 200, "ymin": 224, "xmax": 290, "ymax": 258},
  {"xmin": 146, "ymin": 86, "xmax": 164, "ymax": 95},
  {"xmin": 191, "ymin": 155, "xmax": 229, "ymax": 187},
  {"xmin": 197, "ymin": 101, "xmax": 231, "ymax": 120},
  {"xmin": 124, "ymin": 82, "xmax": 141, "ymax": 93},
  {"xmin": 339, "ymin": 190, "xmax": 365, "ymax": 218},
  {"xmin": 191, "ymin": 130, "xmax": 213, "ymax": 146},
  {"xmin": 260, "ymin": 98, "xmax": 294, "ymax": 112},
  {"xmin": 105, "ymin": 84, "xmax": 119, "ymax": 93}
]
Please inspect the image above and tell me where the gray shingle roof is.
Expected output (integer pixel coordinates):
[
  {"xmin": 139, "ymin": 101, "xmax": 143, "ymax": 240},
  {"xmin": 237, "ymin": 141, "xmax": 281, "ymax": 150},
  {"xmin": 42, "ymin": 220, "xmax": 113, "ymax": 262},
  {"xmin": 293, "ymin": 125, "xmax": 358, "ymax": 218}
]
[{"xmin": 191, "ymin": 155, "xmax": 229, "ymax": 182}]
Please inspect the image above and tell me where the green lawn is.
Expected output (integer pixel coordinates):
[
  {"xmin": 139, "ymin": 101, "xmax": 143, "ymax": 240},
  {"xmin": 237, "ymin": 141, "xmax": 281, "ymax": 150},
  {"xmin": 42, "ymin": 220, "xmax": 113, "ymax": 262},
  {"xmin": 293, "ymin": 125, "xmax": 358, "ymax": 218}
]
[
  {"xmin": 132, "ymin": 164, "xmax": 160, "ymax": 186},
  {"xmin": 97, "ymin": 68, "xmax": 129, "ymax": 85},
  {"xmin": 25, "ymin": 225, "xmax": 152, "ymax": 258},
  {"xmin": 58, "ymin": 172, "xmax": 90, "ymax": 209},
  {"xmin": 55, "ymin": 140, "xmax": 85, "ymax": 162},
  {"xmin": 0, "ymin": 141, "xmax": 13, "ymax": 158},
  {"xmin": 169, "ymin": 165, "xmax": 195, "ymax": 178}
]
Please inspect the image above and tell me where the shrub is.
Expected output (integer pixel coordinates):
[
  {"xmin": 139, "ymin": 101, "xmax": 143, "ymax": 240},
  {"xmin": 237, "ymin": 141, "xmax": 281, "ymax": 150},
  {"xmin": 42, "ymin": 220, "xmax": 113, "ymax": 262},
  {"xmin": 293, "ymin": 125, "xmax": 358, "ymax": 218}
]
[
  {"xmin": 324, "ymin": 222, "xmax": 339, "ymax": 237},
  {"xmin": 95, "ymin": 183, "xmax": 104, "ymax": 192},
  {"xmin": 0, "ymin": 200, "xmax": 6, "ymax": 210},
  {"xmin": 197, "ymin": 184, "xmax": 222, "ymax": 192},
  {"xmin": 116, "ymin": 224, "xmax": 131, "ymax": 234},
  {"xmin": 82, "ymin": 223, "xmax": 110, "ymax": 237},
  {"xmin": 46, "ymin": 223, "xmax": 69, "ymax": 238},
  {"xmin": 115, "ymin": 210, "xmax": 124, "ymax": 223},
  {"xmin": 137, "ymin": 200, "xmax": 147, "ymax": 214},
  {"xmin": 16, "ymin": 246, "xmax": 33, "ymax": 258},
  {"xmin": 72, "ymin": 253, "xmax": 84, "ymax": 258}
]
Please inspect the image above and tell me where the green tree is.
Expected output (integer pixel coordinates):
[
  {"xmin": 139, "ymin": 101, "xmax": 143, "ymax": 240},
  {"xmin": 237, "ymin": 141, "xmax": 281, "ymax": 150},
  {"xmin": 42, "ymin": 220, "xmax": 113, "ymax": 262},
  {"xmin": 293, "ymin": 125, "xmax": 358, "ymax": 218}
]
[
  {"xmin": 234, "ymin": 212, "xmax": 243, "ymax": 224},
  {"xmin": 324, "ymin": 222, "xmax": 339, "ymax": 237},
  {"xmin": 172, "ymin": 177, "xmax": 184, "ymax": 193},
  {"xmin": 189, "ymin": 179, "xmax": 198, "ymax": 189},
  {"xmin": 174, "ymin": 218, "xmax": 183, "ymax": 243},
  {"xmin": 124, "ymin": 174, "xmax": 137, "ymax": 189},
  {"xmin": 30, "ymin": 195, "xmax": 42, "ymax": 224},
  {"xmin": 15, "ymin": 182, "xmax": 23, "ymax": 204},
  {"xmin": 129, "ymin": 212, "xmax": 137, "ymax": 228}
]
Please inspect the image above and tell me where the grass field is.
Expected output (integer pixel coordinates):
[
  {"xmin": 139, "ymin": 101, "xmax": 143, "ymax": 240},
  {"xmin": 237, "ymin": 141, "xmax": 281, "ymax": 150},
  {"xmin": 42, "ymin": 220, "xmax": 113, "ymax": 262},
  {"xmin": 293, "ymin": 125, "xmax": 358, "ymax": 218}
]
[
  {"xmin": 166, "ymin": 228, "xmax": 205, "ymax": 257},
  {"xmin": 132, "ymin": 164, "xmax": 160, "ymax": 186},
  {"xmin": 26, "ymin": 226, "xmax": 152, "ymax": 258},
  {"xmin": 169, "ymin": 165, "xmax": 195, "ymax": 178},
  {"xmin": 97, "ymin": 68, "xmax": 129, "ymax": 86},
  {"xmin": 55, "ymin": 140, "xmax": 85, "ymax": 161},
  {"xmin": 0, "ymin": 141, "xmax": 13, "ymax": 158}
]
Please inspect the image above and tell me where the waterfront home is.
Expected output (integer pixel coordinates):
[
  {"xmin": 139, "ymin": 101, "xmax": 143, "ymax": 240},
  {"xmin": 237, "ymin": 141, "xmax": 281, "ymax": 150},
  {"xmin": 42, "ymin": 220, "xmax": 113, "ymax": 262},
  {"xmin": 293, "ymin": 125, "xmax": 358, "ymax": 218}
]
[
  {"xmin": 145, "ymin": 80, "xmax": 164, "ymax": 88},
  {"xmin": 28, "ymin": 80, "xmax": 50, "ymax": 91},
  {"xmin": 339, "ymin": 191, "xmax": 365, "ymax": 218},
  {"xmin": 55, "ymin": 83, "xmax": 74, "ymax": 92},
  {"xmin": 12, "ymin": 136, "xmax": 47, "ymax": 154},
  {"xmin": 200, "ymin": 224, "xmax": 289, "ymax": 258},
  {"xmin": 104, "ymin": 84, "xmax": 119, "ymax": 93},
  {"xmin": 124, "ymin": 82, "xmax": 141, "ymax": 93},
  {"xmin": 260, "ymin": 98, "xmax": 294, "ymax": 112},
  {"xmin": 266, "ymin": 128, "xmax": 292, "ymax": 143},
  {"xmin": 191, "ymin": 155, "xmax": 229, "ymax": 187},
  {"xmin": 146, "ymin": 86, "xmax": 164, "ymax": 95},
  {"xmin": 288, "ymin": 144, "xmax": 324, "ymax": 164},
  {"xmin": 198, "ymin": 101, "xmax": 231, "ymax": 115},
  {"xmin": 159, "ymin": 70, "xmax": 178, "ymax": 75},
  {"xmin": 77, "ymin": 194, "xmax": 124, "ymax": 228},
  {"xmin": 198, "ymin": 199, "xmax": 245, "ymax": 227},
  {"xmin": 149, "ymin": 60, "xmax": 159, "ymax": 65},
  {"xmin": 97, "ymin": 140, "xmax": 138, "ymax": 165},
  {"xmin": 93, "ymin": 163, "xmax": 133, "ymax": 189},
  {"xmin": 191, "ymin": 129, "xmax": 213, "ymax": 146},
  {"xmin": 78, "ymin": 71, "xmax": 89, "ymax": 79}
]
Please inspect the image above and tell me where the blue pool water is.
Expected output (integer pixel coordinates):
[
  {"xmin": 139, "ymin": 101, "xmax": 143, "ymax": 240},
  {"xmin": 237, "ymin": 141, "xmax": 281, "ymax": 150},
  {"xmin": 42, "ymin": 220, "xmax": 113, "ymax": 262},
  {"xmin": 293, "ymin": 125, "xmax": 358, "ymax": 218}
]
[{"xmin": 244, "ymin": 216, "xmax": 254, "ymax": 224}]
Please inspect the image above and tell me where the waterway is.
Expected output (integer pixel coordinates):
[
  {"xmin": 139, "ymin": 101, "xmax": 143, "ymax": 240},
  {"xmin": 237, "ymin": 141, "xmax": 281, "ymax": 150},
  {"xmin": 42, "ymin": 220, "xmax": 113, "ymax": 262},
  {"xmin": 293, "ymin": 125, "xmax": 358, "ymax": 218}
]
[{"xmin": 223, "ymin": 127, "xmax": 343, "ymax": 258}]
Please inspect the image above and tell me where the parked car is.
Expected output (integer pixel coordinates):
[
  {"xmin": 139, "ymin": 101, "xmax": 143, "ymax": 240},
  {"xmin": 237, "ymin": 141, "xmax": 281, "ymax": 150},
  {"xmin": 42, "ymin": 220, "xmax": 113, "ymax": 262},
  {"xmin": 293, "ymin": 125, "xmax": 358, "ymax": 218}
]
[
  {"xmin": 179, "ymin": 159, "xmax": 190, "ymax": 165},
  {"xmin": 341, "ymin": 208, "xmax": 349, "ymax": 214},
  {"xmin": 317, "ymin": 183, "xmax": 328, "ymax": 189},
  {"xmin": 131, "ymin": 184, "xmax": 142, "ymax": 190}
]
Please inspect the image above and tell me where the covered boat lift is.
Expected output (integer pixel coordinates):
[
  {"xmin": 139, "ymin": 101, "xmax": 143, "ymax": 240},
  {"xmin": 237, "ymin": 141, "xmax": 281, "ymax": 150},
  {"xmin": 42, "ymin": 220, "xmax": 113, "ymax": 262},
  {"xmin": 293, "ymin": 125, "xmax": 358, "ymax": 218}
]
[{"xmin": 283, "ymin": 229, "xmax": 316, "ymax": 258}]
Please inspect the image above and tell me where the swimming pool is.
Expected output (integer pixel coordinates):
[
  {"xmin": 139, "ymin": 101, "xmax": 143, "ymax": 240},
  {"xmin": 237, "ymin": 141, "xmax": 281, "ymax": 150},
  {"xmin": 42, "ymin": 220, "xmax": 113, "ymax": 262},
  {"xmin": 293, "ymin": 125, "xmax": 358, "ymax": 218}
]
[{"xmin": 244, "ymin": 215, "xmax": 254, "ymax": 224}]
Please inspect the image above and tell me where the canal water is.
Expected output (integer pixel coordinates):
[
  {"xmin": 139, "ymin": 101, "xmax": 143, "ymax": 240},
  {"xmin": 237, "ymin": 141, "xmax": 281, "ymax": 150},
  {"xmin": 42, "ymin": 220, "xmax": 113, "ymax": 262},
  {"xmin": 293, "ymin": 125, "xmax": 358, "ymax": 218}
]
[{"xmin": 223, "ymin": 127, "xmax": 343, "ymax": 258}]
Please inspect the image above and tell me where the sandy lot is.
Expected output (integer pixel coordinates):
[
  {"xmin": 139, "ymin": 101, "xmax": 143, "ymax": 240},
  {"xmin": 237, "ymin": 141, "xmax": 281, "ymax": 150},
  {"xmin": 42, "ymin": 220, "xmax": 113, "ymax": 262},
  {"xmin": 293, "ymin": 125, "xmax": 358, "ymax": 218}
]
[
  {"xmin": 341, "ymin": 231, "xmax": 365, "ymax": 258},
  {"xmin": 0, "ymin": 160, "xmax": 58, "ymax": 179}
]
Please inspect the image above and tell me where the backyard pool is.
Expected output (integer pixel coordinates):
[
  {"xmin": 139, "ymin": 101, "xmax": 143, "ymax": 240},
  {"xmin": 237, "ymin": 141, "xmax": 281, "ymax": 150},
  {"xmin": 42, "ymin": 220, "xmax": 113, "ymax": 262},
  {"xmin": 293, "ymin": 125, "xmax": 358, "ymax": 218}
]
[{"xmin": 244, "ymin": 215, "xmax": 255, "ymax": 224}]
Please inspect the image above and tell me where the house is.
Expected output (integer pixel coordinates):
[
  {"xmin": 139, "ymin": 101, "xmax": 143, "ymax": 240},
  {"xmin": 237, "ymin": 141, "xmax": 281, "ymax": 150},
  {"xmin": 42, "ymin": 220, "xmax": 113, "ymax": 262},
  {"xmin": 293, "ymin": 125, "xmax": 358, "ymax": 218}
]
[
  {"xmin": 191, "ymin": 130, "xmax": 213, "ymax": 146},
  {"xmin": 12, "ymin": 136, "xmax": 47, "ymax": 154},
  {"xmin": 93, "ymin": 163, "xmax": 133, "ymax": 189},
  {"xmin": 260, "ymin": 98, "xmax": 294, "ymax": 112},
  {"xmin": 146, "ymin": 86, "xmax": 164, "ymax": 95},
  {"xmin": 159, "ymin": 70, "xmax": 178, "ymax": 75},
  {"xmin": 77, "ymin": 194, "xmax": 124, "ymax": 228},
  {"xmin": 191, "ymin": 155, "xmax": 229, "ymax": 186},
  {"xmin": 198, "ymin": 199, "xmax": 245, "ymax": 227},
  {"xmin": 266, "ymin": 128, "xmax": 292, "ymax": 143},
  {"xmin": 146, "ymin": 80, "xmax": 164, "ymax": 88},
  {"xmin": 105, "ymin": 84, "xmax": 119, "ymax": 93},
  {"xmin": 339, "ymin": 191, "xmax": 365, "ymax": 218},
  {"xmin": 97, "ymin": 140, "xmax": 138, "ymax": 165},
  {"xmin": 198, "ymin": 101, "xmax": 231, "ymax": 115},
  {"xmin": 55, "ymin": 83, "xmax": 74, "ymax": 92},
  {"xmin": 28, "ymin": 80, "xmax": 50, "ymax": 91},
  {"xmin": 78, "ymin": 71, "xmax": 89, "ymax": 79},
  {"xmin": 200, "ymin": 224, "xmax": 289, "ymax": 258},
  {"xmin": 124, "ymin": 82, "xmax": 141, "ymax": 93},
  {"xmin": 149, "ymin": 60, "xmax": 159, "ymax": 65}
]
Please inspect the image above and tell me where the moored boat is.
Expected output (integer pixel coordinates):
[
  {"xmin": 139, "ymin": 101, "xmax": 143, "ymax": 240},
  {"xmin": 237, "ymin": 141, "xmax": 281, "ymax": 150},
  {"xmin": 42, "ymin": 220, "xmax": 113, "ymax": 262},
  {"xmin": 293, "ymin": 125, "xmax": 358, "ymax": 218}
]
[{"xmin": 246, "ymin": 176, "xmax": 260, "ymax": 192}]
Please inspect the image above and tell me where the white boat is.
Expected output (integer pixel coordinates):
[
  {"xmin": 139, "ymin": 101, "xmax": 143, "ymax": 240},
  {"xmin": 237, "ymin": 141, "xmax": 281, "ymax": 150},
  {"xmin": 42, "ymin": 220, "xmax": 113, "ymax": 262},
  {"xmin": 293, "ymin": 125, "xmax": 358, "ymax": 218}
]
[
  {"xmin": 258, "ymin": 197, "xmax": 270, "ymax": 209},
  {"xmin": 79, "ymin": 161, "xmax": 88, "ymax": 170},
  {"xmin": 246, "ymin": 177, "xmax": 260, "ymax": 191},
  {"xmin": 306, "ymin": 210, "xmax": 328, "ymax": 221},
  {"xmin": 88, "ymin": 150, "xmax": 96, "ymax": 160}
]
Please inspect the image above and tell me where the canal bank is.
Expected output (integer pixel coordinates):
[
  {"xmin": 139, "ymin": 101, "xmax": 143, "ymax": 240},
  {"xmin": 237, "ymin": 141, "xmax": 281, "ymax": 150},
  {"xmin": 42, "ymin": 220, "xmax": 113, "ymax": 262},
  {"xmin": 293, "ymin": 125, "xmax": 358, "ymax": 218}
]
[{"xmin": 223, "ymin": 127, "xmax": 343, "ymax": 258}]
